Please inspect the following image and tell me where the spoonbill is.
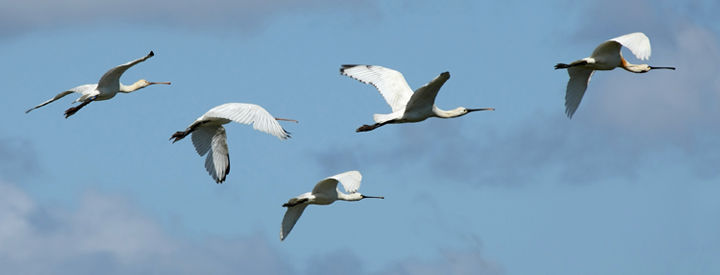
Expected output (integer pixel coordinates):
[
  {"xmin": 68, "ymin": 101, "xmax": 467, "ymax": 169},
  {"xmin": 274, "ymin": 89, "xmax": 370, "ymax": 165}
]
[
  {"xmin": 555, "ymin": 32, "xmax": 675, "ymax": 118},
  {"xmin": 170, "ymin": 103, "xmax": 297, "ymax": 183},
  {"xmin": 25, "ymin": 51, "xmax": 171, "ymax": 118},
  {"xmin": 340, "ymin": 65, "xmax": 494, "ymax": 132},
  {"xmin": 280, "ymin": 170, "xmax": 383, "ymax": 241}
]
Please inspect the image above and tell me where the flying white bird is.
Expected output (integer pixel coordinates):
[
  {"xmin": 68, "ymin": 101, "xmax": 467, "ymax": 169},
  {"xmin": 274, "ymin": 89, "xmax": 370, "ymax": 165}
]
[
  {"xmin": 170, "ymin": 103, "xmax": 297, "ymax": 183},
  {"xmin": 555, "ymin": 32, "xmax": 675, "ymax": 118},
  {"xmin": 280, "ymin": 170, "xmax": 383, "ymax": 241},
  {"xmin": 25, "ymin": 51, "xmax": 171, "ymax": 118},
  {"xmin": 340, "ymin": 65, "xmax": 494, "ymax": 132}
]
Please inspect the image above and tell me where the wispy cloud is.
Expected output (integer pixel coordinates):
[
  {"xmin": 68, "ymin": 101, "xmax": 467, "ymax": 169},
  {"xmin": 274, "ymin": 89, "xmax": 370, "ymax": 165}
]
[
  {"xmin": 0, "ymin": 0, "xmax": 380, "ymax": 38},
  {"xmin": 298, "ymin": 235, "xmax": 503, "ymax": 275},
  {"xmin": 568, "ymin": 0, "xmax": 720, "ymax": 135},
  {"xmin": 303, "ymin": 248, "xmax": 366, "ymax": 275},
  {"xmin": 312, "ymin": 0, "xmax": 720, "ymax": 187},
  {"xmin": 374, "ymin": 245, "xmax": 503, "ymax": 275},
  {"xmin": 0, "ymin": 180, "xmax": 503, "ymax": 274},
  {"xmin": 0, "ymin": 181, "xmax": 292, "ymax": 275},
  {"xmin": 0, "ymin": 138, "xmax": 41, "ymax": 182},
  {"xmin": 313, "ymin": 108, "xmax": 720, "ymax": 186}
]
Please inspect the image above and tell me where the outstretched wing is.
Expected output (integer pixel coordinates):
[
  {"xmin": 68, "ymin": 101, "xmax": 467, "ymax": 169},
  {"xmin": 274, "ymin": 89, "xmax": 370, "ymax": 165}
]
[
  {"xmin": 190, "ymin": 123, "xmax": 216, "ymax": 156},
  {"xmin": 312, "ymin": 170, "xmax": 362, "ymax": 195},
  {"xmin": 280, "ymin": 204, "xmax": 308, "ymax": 241},
  {"xmin": 340, "ymin": 65, "xmax": 413, "ymax": 112},
  {"xmin": 202, "ymin": 103, "xmax": 291, "ymax": 140},
  {"xmin": 610, "ymin": 32, "xmax": 651, "ymax": 61},
  {"xmin": 25, "ymin": 84, "xmax": 96, "ymax": 113},
  {"xmin": 404, "ymin": 72, "xmax": 450, "ymax": 114},
  {"xmin": 590, "ymin": 40, "xmax": 623, "ymax": 61},
  {"xmin": 191, "ymin": 124, "xmax": 230, "ymax": 183},
  {"xmin": 97, "ymin": 51, "xmax": 155, "ymax": 89},
  {"xmin": 565, "ymin": 67, "xmax": 594, "ymax": 118}
]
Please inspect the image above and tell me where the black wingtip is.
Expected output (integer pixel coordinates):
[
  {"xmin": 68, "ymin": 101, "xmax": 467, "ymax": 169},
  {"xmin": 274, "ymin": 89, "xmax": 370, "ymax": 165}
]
[
  {"xmin": 340, "ymin": 64, "xmax": 354, "ymax": 73},
  {"xmin": 149, "ymin": 51, "xmax": 155, "ymax": 57},
  {"xmin": 565, "ymin": 110, "xmax": 574, "ymax": 119},
  {"xmin": 285, "ymin": 130, "xmax": 292, "ymax": 139},
  {"xmin": 340, "ymin": 64, "xmax": 365, "ymax": 73}
]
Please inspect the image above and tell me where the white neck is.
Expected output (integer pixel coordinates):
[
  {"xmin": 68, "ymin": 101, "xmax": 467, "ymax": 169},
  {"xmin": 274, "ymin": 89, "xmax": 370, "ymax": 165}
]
[
  {"xmin": 338, "ymin": 192, "xmax": 363, "ymax": 201},
  {"xmin": 620, "ymin": 58, "xmax": 650, "ymax": 73},
  {"xmin": 434, "ymin": 106, "xmax": 465, "ymax": 118},
  {"xmin": 622, "ymin": 63, "xmax": 649, "ymax": 73},
  {"xmin": 119, "ymin": 81, "xmax": 146, "ymax": 93}
]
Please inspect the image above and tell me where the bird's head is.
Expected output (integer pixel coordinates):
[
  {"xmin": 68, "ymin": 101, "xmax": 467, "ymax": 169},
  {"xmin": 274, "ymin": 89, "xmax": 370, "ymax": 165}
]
[
  {"xmin": 133, "ymin": 79, "xmax": 172, "ymax": 90},
  {"xmin": 624, "ymin": 64, "xmax": 675, "ymax": 74},
  {"xmin": 630, "ymin": 64, "xmax": 652, "ymax": 73}
]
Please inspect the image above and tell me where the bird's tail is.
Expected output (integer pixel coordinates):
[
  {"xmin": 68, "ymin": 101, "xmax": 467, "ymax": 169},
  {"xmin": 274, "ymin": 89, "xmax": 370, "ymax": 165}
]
[{"xmin": 373, "ymin": 113, "xmax": 399, "ymax": 124}]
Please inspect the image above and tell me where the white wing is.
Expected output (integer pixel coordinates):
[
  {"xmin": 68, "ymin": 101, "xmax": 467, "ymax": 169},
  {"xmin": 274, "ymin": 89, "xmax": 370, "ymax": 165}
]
[
  {"xmin": 404, "ymin": 72, "xmax": 450, "ymax": 114},
  {"xmin": 25, "ymin": 84, "xmax": 96, "ymax": 113},
  {"xmin": 280, "ymin": 203, "xmax": 308, "ymax": 241},
  {"xmin": 565, "ymin": 67, "xmax": 594, "ymax": 118},
  {"xmin": 97, "ymin": 51, "xmax": 154, "ymax": 89},
  {"xmin": 590, "ymin": 40, "xmax": 623, "ymax": 61},
  {"xmin": 190, "ymin": 123, "xmax": 216, "ymax": 156},
  {"xmin": 312, "ymin": 170, "xmax": 362, "ymax": 195},
  {"xmin": 340, "ymin": 65, "xmax": 413, "ymax": 112},
  {"xmin": 610, "ymin": 32, "xmax": 651, "ymax": 60},
  {"xmin": 191, "ymin": 124, "xmax": 230, "ymax": 183},
  {"xmin": 201, "ymin": 103, "xmax": 290, "ymax": 140}
]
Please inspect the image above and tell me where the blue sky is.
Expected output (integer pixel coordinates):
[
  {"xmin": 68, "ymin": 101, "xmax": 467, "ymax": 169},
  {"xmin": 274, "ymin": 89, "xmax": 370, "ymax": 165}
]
[{"xmin": 1, "ymin": 0, "xmax": 719, "ymax": 274}]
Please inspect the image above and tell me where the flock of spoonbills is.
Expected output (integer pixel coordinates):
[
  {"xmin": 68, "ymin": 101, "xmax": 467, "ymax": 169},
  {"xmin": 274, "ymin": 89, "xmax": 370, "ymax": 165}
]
[{"xmin": 26, "ymin": 32, "xmax": 674, "ymax": 240}]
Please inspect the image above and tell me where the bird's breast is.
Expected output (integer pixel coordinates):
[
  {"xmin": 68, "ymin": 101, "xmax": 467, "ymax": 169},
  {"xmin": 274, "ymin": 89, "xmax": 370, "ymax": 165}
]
[
  {"xmin": 403, "ymin": 109, "xmax": 433, "ymax": 122},
  {"xmin": 590, "ymin": 56, "xmax": 623, "ymax": 70},
  {"xmin": 310, "ymin": 194, "xmax": 336, "ymax": 205},
  {"xmin": 96, "ymin": 87, "xmax": 119, "ymax": 100}
]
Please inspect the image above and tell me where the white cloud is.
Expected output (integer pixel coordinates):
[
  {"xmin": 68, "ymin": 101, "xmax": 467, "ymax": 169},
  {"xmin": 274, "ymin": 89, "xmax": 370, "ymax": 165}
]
[
  {"xmin": 0, "ymin": 181, "xmax": 292, "ymax": 275},
  {"xmin": 590, "ymin": 24, "xmax": 720, "ymax": 135},
  {"xmin": 0, "ymin": 180, "xmax": 505, "ymax": 275}
]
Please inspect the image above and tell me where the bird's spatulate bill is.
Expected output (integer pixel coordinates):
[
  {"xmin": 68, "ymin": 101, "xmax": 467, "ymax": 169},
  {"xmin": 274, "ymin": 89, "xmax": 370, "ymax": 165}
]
[
  {"xmin": 467, "ymin": 107, "xmax": 495, "ymax": 112},
  {"xmin": 649, "ymin": 66, "xmax": 676, "ymax": 70}
]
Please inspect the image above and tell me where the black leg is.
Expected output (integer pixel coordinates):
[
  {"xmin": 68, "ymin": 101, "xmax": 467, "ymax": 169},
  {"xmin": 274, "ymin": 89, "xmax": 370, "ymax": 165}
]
[
  {"xmin": 356, "ymin": 120, "xmax": 395, "ymax": 132},
  {"xmin": 64, "ymin": 96, "xmax": 96, "ymax": 118}
]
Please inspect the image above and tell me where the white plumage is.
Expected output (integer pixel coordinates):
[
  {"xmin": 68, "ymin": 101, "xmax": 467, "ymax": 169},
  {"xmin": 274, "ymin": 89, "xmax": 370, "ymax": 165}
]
[
  {"xmin": 280, "ymin": 170, "xmax": 383, "ymax": 241},
  {"xmin": 555, "ymin": 32, "xmax": 675, "ymax": 118},
  {"xmin": 26, "ymin": 51, "xmax": 171, "ymax": 118},
  {"xmin": 171, "ymin": 103, "xmax": 295, "ymax": 183},
  {"xmin": 340, "ymin": 65, "xmax": 494, "ymax": 132}
]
